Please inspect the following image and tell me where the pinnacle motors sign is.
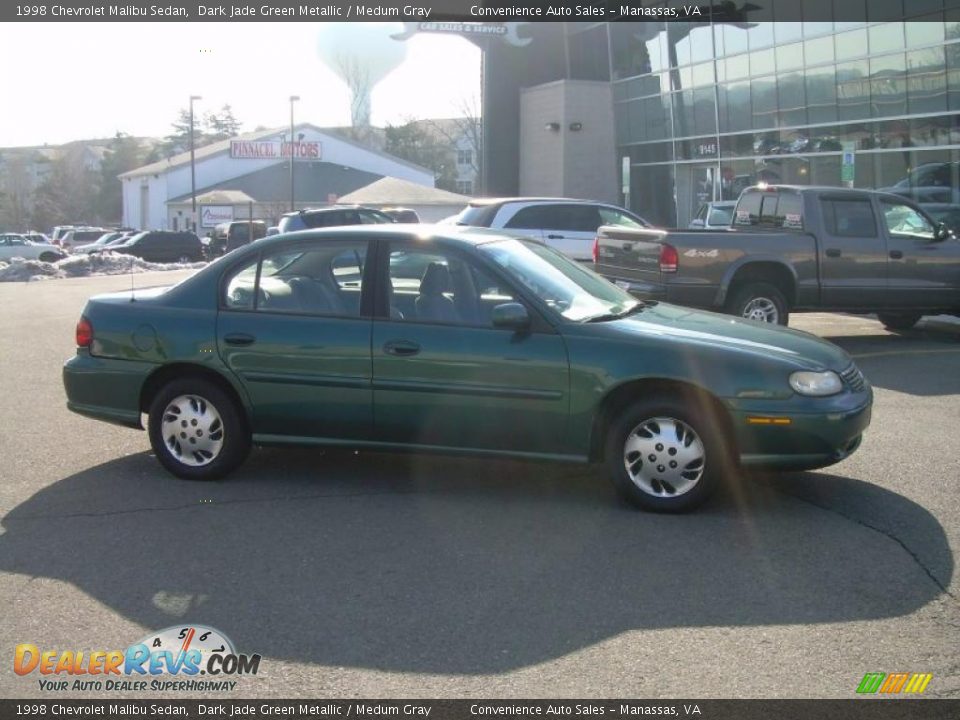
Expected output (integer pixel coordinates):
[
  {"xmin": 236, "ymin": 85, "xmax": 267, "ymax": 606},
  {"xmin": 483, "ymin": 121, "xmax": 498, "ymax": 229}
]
[{"xmin": 229, "ymin": 140, "xmax": 322, "ymax": 161}]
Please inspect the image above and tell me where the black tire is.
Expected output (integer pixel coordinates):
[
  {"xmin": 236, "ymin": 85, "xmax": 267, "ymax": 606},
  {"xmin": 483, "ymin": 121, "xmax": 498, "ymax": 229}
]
[
  {"xmin": 147, "ymin": 378, "xmax": 250, "ymax": 480},
  {"xmin": 725, "ymin": 282, "xmax": 789, "ymax": 325},
  {"xmin": 877, "ymin": 312, "xmax": 922, "ymax": 331},
  {"xmin": 604, "ymin": 394, "xmax": 732, "ymax": 513},
  {"xmin": 39, "ymin": 252, "xmax": 59, "ymax": 263}
]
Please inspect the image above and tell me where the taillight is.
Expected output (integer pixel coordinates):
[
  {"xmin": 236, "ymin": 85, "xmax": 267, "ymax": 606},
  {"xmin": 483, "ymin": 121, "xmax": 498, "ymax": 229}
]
[
  {"xmin": 76, "ymin": 316, "xmax": 93, "ymax": 348},
  {"xmin": 592, "ymin": 236, "xmax": 599, "ymax": 264},
  {"xmin": 659, "ymin": 244, "xmax": 678, "ymax": 273}
]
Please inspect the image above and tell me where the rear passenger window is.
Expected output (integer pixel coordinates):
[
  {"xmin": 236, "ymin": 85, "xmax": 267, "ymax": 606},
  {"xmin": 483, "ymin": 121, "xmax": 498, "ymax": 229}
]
[
  {"xmin": 504, "ymin": 206, "xmax": 551, "ymax": 230},
  {"xmin": 821, "ymin": 199, "xmax": 878, "ymax": 237},
  {"xmin": 734, "ymin": 192, "xmax": 803, "ymax": 229}
]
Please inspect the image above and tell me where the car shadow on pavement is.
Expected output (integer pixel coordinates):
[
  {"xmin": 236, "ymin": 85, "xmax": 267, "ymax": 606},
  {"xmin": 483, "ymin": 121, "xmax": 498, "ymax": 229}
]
[{"xmin": 0, "ymin": 449, "xmax": 953, "ymax": 674}]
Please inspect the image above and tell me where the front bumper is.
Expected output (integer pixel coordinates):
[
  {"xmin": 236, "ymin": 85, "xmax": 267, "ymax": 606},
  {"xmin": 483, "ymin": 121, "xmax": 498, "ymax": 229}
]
[
  {"xmin": 731, "ymin": 393, "xmax": 872, "ymax": 471},
  {"xmin": 63, "ymin": 351, "xmax": 155, "ymax": 429}
]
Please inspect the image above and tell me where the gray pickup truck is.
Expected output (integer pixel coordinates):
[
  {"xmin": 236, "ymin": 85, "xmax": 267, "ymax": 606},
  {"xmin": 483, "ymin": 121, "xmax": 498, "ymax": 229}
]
[{"xmin": 594, "ymin": 185, "xmax": 960, "ymax": 328}]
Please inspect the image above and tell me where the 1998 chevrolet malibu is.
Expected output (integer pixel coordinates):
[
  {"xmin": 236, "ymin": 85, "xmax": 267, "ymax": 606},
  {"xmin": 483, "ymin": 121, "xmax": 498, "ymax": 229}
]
[{"xmin": 63, "ymin": 227, "xmax": 872, "ymax": 512}]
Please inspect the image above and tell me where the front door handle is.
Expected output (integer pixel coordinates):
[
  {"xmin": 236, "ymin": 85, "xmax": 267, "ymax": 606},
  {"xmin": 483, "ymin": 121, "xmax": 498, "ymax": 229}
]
[
  {"xmin": 889, "ymin": 250, "xmax": 904, "ymax": 259},
  {"xmin": 383, "ymin": 340, "xmax": 421, "ymax": 357},
  {"xmin": 825, "ymin": 248, "xmax": 842, "ymax": 258},
  {"xmin": 224, "ymin": 333, "xmax": 256, "ymax": 346},
  {"xmin": 546, "ymin": 234, "xmax": 565, "ymax": 240}
]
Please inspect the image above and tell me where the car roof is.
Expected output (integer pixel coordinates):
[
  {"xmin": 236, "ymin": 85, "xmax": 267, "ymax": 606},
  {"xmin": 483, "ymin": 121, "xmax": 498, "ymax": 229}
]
[
  {"xmin": 258, "ymin": 223, "xmax": 532, "ymax": 249},
  {"xmin": 467, "ymin": 197, "xmax": 612, "ymax": 207}
]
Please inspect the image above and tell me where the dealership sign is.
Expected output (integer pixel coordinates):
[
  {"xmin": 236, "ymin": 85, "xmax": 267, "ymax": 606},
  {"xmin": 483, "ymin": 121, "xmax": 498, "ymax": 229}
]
[
  {"xmin": 229, "ymin": 140, "xmax": 322, "ymax": 160},
  {"xmin": 201, "ymin": 206, "xmax": 234, "ymax": 227}
]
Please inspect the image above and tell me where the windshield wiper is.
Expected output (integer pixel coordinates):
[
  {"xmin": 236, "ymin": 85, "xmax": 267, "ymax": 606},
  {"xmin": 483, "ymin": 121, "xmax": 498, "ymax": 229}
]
[{"xmin": 582, "ymin": 302, "xmax": 647, "ymax": 323}]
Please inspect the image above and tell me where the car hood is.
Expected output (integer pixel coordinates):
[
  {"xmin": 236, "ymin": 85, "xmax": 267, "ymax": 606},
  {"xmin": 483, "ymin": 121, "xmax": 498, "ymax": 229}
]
[{"xmin": 597, "ymin": 303, "xmax": 851, "ymax": 371}]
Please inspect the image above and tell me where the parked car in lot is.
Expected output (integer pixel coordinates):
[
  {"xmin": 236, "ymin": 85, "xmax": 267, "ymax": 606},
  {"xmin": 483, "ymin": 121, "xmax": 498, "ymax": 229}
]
[
  {"xmin": 110, "ymin": 231, "xmax": 203, "ymax": 263},
  {"xmin": 73, "ymin": 231, "xmax": 131, "ymax": 254},
  {"xmin": 0, "ymin": 233, "xmax": 66, "ymax": 262},
  {"xmin": 60, "ymin": 228, "xmax": 110, "ymax": 252},
  {"xmin": 22, "ymin": 231, "xmax": 53, "ymax": 245},
  {"xmin": 594, "ymin": 185, "xmax": 960, "ymax": 329},
  {"xmin": 919, "ymin": 203, "xmax": 960, "ymax": 237},
  {"xmin": 63, "ymin": 226, "xmax": 872, "ymax": 513},
  {"xmin": 207, "ymin": 220, "xmax": 268, "ymax": 258},
  {"xmin": 689, "ymin": 201, "xmax": 736, "ymax": 229},
  {"xmin": 380, "ymin": 207, "xmax": 421, "ymax": 223},
  {"xmin": 450, "ymin": 198, "xmax": 651, "ymax": 261},
  {"xmin": 277, "ymin": 206, "xmax": 396, "ymax": 234}
]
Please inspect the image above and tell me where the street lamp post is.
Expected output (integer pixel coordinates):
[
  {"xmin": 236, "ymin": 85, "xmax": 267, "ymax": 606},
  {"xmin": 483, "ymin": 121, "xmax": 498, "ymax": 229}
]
[
  {"xmin": 189, "ymin": 95, "xmax": 202, "ymax": 232},
  {"xmin": 289, "ymin": 95, "xmax": 300, "ymax": 212}
]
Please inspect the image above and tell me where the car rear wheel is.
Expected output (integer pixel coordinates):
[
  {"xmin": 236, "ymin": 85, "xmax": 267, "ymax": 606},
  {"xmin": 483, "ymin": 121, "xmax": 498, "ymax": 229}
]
[
  {"xmin": 877, "ymin": 312, "xmax": 922, "ymax": 331},
  {"xmin": 726, "ymin": 282, "xmax": 789, "ymax": 325},
  {"xmin": 148, "ymin": 379, "xmax": 250, "ymax": 480},
  {"xmin": 604, "ymin": 395, "xmax": 729, "ymax": 512},
  {"xmin": 39, "ymin": 252, "xmax": 59, "ymax": 263}
]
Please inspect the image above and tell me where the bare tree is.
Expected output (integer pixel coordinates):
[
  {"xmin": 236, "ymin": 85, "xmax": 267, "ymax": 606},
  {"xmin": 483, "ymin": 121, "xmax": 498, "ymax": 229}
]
[
  {"xmin": 0, "ymin": 155, "xmax": 31, "ymax": 231},
  {"xmin": 422, "ymin": 95, "xmax": 483, "ymax": 193},
  {"xmin": 335, "ymin": 54, "xmax": 373, "ymax": 129}
]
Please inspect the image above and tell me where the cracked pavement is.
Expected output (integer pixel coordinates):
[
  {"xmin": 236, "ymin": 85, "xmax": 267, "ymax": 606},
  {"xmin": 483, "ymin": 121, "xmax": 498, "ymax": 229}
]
[{"xmin": 0, "ymin": 272, "xmax": 958, "ymax": 699}]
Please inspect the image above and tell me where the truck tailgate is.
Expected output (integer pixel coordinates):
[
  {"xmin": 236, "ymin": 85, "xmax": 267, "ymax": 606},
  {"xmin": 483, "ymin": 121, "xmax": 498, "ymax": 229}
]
[{"xmin": 594, "ymin": 226, "xmax": 667, "ymax": 294}]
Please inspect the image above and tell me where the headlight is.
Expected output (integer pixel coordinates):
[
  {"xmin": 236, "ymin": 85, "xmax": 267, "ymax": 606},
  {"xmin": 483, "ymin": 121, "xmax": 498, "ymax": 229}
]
[{"xmin": 789, "ymin": 370, "xmax": 843, "ymax": 397}]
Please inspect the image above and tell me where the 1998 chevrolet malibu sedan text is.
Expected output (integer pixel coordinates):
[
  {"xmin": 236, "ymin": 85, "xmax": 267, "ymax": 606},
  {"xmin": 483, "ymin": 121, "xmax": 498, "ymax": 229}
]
[{"xmin": 63, "ymin": 227, "xmax": 872, "ymax": 512}]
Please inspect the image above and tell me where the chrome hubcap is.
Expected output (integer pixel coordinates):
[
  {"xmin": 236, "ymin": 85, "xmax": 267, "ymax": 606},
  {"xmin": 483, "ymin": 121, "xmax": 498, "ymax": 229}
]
[
  {"xmin": 742, "ymin": 297, "xmax": 779, "ymax": 323},
  {"xmin": 161, "ymin": 395, "xmax": 224, "ymax": 467},
  {"xmin": 623, "ymin": 417, "xmax": 705, "ymax": 497}
]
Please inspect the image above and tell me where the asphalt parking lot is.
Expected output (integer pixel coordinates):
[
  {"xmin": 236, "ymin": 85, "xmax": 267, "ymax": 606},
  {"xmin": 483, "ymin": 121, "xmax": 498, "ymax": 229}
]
[{"xmin": 1, "ymin": 270, "xmax": 958, "ymax": 699}]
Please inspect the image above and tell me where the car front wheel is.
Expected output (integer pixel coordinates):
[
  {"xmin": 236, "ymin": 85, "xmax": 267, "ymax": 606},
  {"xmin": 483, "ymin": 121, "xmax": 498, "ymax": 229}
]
[
  {"xmin": 605, "ymin": 396, "xmax": 730, "ymax": 512},
  {"xmin": 148, "ymin": 379, "xmax": 250, "ymax": 480}
]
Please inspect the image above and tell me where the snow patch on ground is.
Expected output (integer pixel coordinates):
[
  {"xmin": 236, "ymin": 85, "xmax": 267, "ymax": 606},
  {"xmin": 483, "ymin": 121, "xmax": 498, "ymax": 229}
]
[{"xmin": 0, "ymin": 253, "xmax": 206, "ymax": 282}]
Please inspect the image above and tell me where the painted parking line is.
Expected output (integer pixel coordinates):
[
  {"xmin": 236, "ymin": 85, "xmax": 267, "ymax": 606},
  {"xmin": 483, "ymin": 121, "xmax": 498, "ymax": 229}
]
[{"xmin": 850, "ymin": 348, "xmax": 960, "ymax": 360}]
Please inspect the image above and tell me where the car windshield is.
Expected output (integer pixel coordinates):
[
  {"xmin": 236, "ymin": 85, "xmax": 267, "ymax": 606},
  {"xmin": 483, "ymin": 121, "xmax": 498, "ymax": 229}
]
[{"xmin": 480, "ymin": 238, "xmax": 642, "ymax": 322}]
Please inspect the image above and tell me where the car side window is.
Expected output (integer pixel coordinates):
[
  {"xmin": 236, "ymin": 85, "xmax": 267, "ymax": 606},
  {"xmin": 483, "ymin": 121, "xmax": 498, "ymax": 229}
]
[
  {"xmin": 821, "ymin": 199, "xmax": 878, "ymax": 238},
  {"xmin": 881, "ymin": 201, "xmax": 935, "ymax": 239},
  {"xmin": 504, "ymin": 206, "xmax": 550, "ymax": 230},
  {"xmin": 387, "ymin": 247, "xmax": 518, "ymax": 328},
  {"xmin": 224, "ymin": 258, "xmax": 260, "ymax": 310},
  {"xmin": 563, "ymin": 205, "xmax": 603, "ymax": 232},
  {"xmin": 223, "ymin": 242, "xmax": 368, "ymax": 317},
  {"xmin": 359, "ymin": 210, "xmax": 387, "ymax": 224}
]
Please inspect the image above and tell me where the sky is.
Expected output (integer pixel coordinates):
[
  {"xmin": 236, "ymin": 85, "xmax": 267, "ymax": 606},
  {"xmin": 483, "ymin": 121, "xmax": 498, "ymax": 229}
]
[{"xmin": 0, "ymin": 22, "xmax": 481, "ymax": 148}]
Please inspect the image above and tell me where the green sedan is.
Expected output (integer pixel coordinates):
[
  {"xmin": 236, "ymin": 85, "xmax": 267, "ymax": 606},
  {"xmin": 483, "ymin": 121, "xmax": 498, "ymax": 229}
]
[{"xmin": 63, "ymin": 227, "xmax": 872, "ymax": 512}]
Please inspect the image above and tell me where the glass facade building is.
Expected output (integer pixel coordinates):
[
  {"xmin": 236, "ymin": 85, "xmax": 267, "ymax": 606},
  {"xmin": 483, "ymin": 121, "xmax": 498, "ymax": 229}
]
[{"xmin": 528, "ymin": 9, "xmax": 960, "ymax": 227}]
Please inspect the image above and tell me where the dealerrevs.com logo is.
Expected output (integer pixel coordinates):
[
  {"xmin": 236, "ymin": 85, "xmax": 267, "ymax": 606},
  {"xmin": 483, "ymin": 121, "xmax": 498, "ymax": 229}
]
[
  {"xmin": 15, "ymin": 625, "xmax": 261, "ymax": 692},
  {"xmin": 856, "ymin": 672, "xmax": 933, "ymax": 695}
]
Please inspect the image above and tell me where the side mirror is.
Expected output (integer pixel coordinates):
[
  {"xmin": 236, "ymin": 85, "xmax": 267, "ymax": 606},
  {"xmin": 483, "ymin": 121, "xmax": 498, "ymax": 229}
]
[
  {"xmin": 491, "ymin": 302, "xmax": 531, "ymax": 332},
  {"xmin": 934, "ymin": 222, "xmax": 951, "ymax": 241}
]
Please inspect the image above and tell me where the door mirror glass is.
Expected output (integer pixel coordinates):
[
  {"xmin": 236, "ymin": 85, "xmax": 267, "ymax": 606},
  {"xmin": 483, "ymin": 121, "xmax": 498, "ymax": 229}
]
[{"xmin": 491, "ymin": 302, "xmax": 530, "ymax": 331}]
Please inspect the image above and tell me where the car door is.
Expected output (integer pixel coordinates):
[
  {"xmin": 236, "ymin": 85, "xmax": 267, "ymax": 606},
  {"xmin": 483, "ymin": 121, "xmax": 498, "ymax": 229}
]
[
  {"xmin": 371, "ymin": 239, "xmax": 570, "ymax": 455},
  {"xmin": 817, "ymin": 195, "xmax": 890, "ymax": 308},
  {"xmin": 217, "ymin": 238, "xmax": 374, "ymax": 439},
  {"xmin": 880, "ymin": 198, "xmax": 960, "ymax": 309},
  {"xmin": 517, "ymin": 204, "xmax": 600, "ymax": 261}
]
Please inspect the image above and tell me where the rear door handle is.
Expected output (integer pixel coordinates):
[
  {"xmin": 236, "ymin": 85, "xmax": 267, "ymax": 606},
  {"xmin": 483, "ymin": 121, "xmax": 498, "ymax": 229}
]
[
  {"xmin": 223, "ymin": 333, "xmax": 256, "ymax": 346},
  {"xmin": 546, "ymin": 234, "xmax": 564, "ymax": 240},
  {"xmin": 825, "ymin": 248, "xmax": 842, "ymax": 258},
  {"xmin": 383, "ymin": 340, "xmax": 420, "ymax": 357},
  {"xmin": 889, "ymin": 250, "xmax": 904, "ymax": 259}
]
